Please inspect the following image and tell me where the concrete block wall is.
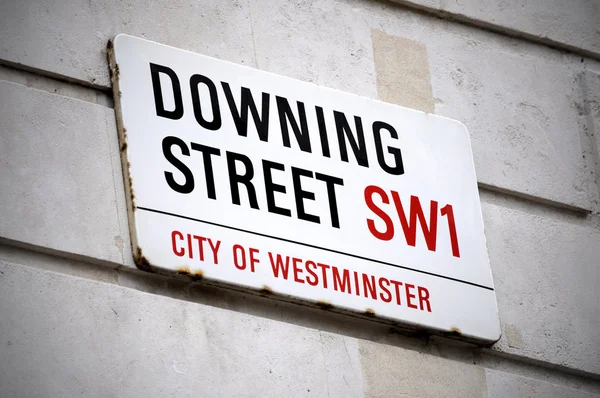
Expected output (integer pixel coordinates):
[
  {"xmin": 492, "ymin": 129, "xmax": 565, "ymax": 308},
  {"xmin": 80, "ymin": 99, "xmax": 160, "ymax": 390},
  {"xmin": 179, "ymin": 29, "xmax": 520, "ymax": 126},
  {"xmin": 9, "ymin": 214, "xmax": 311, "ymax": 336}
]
[
  {"xmin": 1, "ymin": 0, "xmax": 599, "ymax": 396},
  {"xmin": 390, "ymin": 0, "xmax": 600, "ymax": 57}
]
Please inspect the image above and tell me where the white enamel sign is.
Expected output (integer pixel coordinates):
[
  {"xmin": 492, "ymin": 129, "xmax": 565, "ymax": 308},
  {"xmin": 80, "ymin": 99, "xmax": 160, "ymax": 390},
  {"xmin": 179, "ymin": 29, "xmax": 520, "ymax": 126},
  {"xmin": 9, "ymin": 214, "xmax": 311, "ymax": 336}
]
[{"xmin": 109, "ymin": 34, "xmax": 500, "ymax": 343}]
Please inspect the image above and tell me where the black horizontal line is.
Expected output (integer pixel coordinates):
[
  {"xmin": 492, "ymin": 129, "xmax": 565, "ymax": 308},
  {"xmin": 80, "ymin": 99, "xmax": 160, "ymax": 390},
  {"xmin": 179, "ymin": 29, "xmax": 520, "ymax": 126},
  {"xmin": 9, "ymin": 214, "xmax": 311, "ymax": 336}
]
[{"xmin": 137, "ymin": 206, "xmax": 494, "ymax": 291}]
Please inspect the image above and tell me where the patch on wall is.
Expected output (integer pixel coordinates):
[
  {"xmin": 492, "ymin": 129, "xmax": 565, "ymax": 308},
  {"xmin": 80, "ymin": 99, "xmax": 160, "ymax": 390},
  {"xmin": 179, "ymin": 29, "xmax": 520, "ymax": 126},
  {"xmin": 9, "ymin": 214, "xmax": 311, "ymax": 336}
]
[{"xmin": 371, "ymin": 29, "xmax": 435, "ymax": 113}]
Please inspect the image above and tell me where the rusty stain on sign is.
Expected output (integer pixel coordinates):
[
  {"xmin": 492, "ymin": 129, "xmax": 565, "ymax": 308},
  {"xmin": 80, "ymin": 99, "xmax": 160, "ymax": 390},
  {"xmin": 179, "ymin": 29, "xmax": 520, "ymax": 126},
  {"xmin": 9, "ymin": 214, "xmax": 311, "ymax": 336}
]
[
  {"xmin": 134, "ymin": 247, "xmax": 151, "ymax": 272},
  {"xmin": 120, "ymin": 127, "xmax": 128, "ymax": 152},
  {"xmin": 316, "ymin": 300, "xmax": 334, "ymax": 311},
  {"xmin": 190, "ymin": 270, "xmax": 204, "ymax": 282},
  {"xmin": 260, "ymin": 285, "xmax": 273, "ymax": 295},
  {"xmin": 445, "ymin": 327, "xmax": 462, "ymax": 337}
]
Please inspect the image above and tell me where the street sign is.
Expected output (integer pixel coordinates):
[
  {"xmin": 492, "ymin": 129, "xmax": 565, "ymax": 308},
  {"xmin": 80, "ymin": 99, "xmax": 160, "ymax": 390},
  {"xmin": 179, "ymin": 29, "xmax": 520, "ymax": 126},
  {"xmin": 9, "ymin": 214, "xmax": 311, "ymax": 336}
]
[{"xmin": 109, "ymin": 34, "xmax": 500, "ymax": 343}]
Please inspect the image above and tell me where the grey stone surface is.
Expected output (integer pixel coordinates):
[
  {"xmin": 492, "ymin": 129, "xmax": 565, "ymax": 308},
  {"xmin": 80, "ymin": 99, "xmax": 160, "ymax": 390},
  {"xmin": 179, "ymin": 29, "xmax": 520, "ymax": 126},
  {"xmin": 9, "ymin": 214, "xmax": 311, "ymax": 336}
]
[
  {"xmin": 318, "ymin": 333, "xmax": 365, "ymax": 397},
  {"xmin": 0, "ymin": 79, "xmax": 128, "ymax": 265},
  {"xmin": 389, "ymin": 0, "xmax": 600, "ymax": 57},
  {"xmin": 476, "ymin": 353, "xmax": 600, "ymax": 396},
  {"xmin": 247, "ymin": 0, "xmax": 378, "ymax": 99},
  {"xmin": 0, "ymin": 0, "xmax": 256, "ymax": 88},
  {"xmin": 0, "ymin": 259, "xmax": 364, "ymax": 398},
  {"xmin": 435, "ymin": 0, "xmax": 600, "ymax": 57},
  {"xmin": 0, "ymin": 242, "xmax": 118, "ymax": 285},
  {"xmin": 578, "ymin": 69, "xmax": 600, "ymax": 212},
  {"xmin": 481, "ymin": 192, "xmax": 600, "ymax": 375},
  {"xmin": 359, "ymin": 339, "xmax": 488, "ymax": 397},
  {"xmin": 0, "ymin": 64, "xmax": 109, "ymax": 105},
  {"xmin": 485, "ymin": 368, "xmax": 600, "ymax": 398}
]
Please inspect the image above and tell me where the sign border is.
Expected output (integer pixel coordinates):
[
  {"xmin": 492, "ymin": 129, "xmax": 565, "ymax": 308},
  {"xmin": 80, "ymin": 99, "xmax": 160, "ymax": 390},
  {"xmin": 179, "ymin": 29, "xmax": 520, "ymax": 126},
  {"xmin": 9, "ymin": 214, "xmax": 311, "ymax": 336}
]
[{"xmin": 107, "ymin": 34, "xmax": 501, "ymax": 345}]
